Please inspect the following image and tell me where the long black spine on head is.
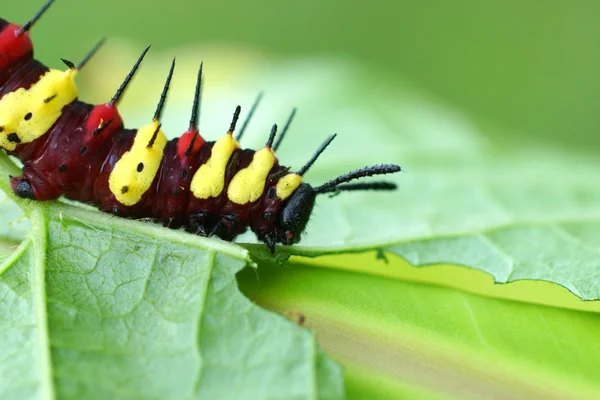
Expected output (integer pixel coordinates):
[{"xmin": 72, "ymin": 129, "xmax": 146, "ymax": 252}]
[
  {"xmin": 297, "ymin": 134, "xmax": 337, "ymax": 176},
  {"xmin": 273, "ymin": 108, "xmax": 297, "ymax": 151},
  {"xmin": 235, "ymin": 92, "xmax": 263, "ymax": 141},
  {"xmin": 76, "ymin": 38, "xmax": 106, "ymax": 70},
  {"xmin": 153, "ymin": 57, "xmax": 176, "ymax": 122},
  {"xmin": 17, "ymin": 0, "xmax": 55, "ymax": 35},
  {"xmin": 189, "ymin": 62, "xmax": 203, "ymax": 130},
  {"xmin": 314, "ymin": 164, "xmax": 401, "ymax": 193},
  {"xmin": 110, "ymin": 45, "xmax": 151, "ymax": 106}
]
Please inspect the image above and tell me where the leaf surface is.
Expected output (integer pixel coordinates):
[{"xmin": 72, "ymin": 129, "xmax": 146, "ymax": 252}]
[
  {"xmin": 239, "ymin": 257, "xmax": 600, "ymax": 400},
  {"xmin": 0, "ymin": 159, "xmax": 343, "ymax": 399}
]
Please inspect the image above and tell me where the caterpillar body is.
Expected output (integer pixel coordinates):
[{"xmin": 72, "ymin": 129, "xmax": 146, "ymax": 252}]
[{"xmin": 0, "ymin": 1, "xmax": 401, "ymax": 253}]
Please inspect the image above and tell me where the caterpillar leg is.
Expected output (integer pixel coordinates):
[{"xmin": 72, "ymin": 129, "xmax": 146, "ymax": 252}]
[
  {"xmin": 187, "ymin": 211, "xmax": 216, "ymax": 236},
  {"xmin": 209, "ymin": 213, "xmax": 246, "ymax": 241}
]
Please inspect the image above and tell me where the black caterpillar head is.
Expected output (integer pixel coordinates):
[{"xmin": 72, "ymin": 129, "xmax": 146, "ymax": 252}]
[{"xmin": 275, "ymin": 183, "xmax": 317, "ymax": 246}]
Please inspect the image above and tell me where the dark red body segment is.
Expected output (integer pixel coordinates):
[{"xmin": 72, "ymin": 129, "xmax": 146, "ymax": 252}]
[
  {"xmin": 17, "ymin": 103, "xmax": 94, "ymax": 200},
  {"xmin": 153, "ymin": 139, "xmax": 200, "ymax": 227},
  {"xmin": 0, "ymin": 58, "xmax": 48, "ymax": 99}
]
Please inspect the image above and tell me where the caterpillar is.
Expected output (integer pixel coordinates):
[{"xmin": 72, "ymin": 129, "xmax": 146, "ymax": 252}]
[{"xmin": 0, "ymin": 0, "xmax": 401, "ymax": 254}]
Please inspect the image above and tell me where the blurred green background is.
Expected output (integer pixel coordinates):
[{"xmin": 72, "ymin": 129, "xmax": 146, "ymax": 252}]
[{"xmin": 6, "ymin": 0, "xmax": 600, "ymax": 151}]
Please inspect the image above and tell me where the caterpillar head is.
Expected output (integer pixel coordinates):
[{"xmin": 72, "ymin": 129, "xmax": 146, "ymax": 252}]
[
  {"xmin": 275, "ymin": 183, "xmax": 316, "ymax": 246},
  {"xmin": 251, "ymin": 182, "xmax": 315, "ymax": 254},
  {"xmin": 260, "ymin": 166, "xmax": 400, "ymax": 254}
]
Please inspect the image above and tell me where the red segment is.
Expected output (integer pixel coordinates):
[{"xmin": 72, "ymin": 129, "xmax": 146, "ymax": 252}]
[
  {"xmin": 0, "ymin": 22, "xmax": 34, "ymax": 85},
  {"xmin": 85, "ymin": 104, "xmax": 124, "ymax": 138},
  {"xmin": 0, "ymin": 24, "xmax": 33, "ymax": 61},
  {"xmin": 176, "ymin": 128, "xmax": 204, "ymax": 160}
]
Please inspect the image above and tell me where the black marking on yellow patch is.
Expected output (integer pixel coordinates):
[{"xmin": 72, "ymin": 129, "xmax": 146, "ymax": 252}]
[
  {"xmin": 7, "ymin": 133, "xmax": 21, "ymax": 143},
  {"xmin": 44, "ymin": 94, "xmax": 57, "ymax": 103}
]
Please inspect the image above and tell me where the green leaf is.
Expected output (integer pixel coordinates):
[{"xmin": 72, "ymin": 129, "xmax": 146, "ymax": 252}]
[
  {"xmin": 0, "ymin": 154, "xmax": 343, "ymax": 399},
  {"xmin": 239, "ymin": 257, "xmax": 600, "ymax": 399},
  {"xmin": 0, "ymin": 190, "xmax": 28, "ymax": 245}
]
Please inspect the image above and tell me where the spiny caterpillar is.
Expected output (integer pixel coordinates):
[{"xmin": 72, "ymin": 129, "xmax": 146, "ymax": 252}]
[{"xmin": 0, "ymin": 1, "xmax": 401, "ymax": 254}]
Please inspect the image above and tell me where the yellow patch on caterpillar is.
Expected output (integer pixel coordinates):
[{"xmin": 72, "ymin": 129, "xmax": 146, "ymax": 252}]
[
  {"xmin": 276, "ymin": 173, "xmax": 302, "ymax": 200},
  {"xmin": 109, "ymin": 120, "xmax": 167, "ymax": 206},
  {"xmin": 191, "ymin": 133, "xmax": 239, "ymax": 199},
  {"xmin": 228, "ymin": 148, "xmax": 275, "ymax": 205},
  {"xmin": 0, "ymin": 68, "xmax": 78, "ymax": 151}
]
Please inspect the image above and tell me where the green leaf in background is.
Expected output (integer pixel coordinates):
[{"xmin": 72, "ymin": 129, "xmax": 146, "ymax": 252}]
[
  {"xmin": 239, "ymin": 258, "xmax": 600, "ymax": 399},
  {"xmin": 0, "ymin": 157, "xmax": 342, "ymax": 399}
]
